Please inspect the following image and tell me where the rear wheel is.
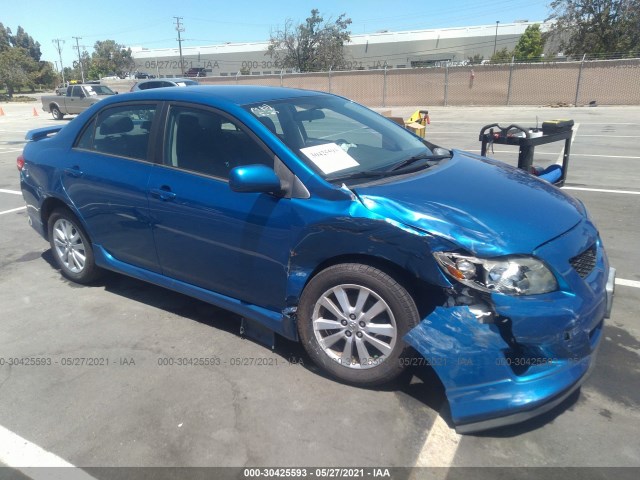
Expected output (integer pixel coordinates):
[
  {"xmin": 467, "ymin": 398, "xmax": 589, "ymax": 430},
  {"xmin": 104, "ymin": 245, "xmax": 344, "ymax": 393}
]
[
  {"xmin": 298, "ymin": 263, "xmax": 420, "ymax": 386},
  {"xmin": 51, "ymin": 106, "xmax": 63, "ymax": 120},
  {"xmin": 48, "ymin": 209, "xmax": 100, "ymax": 284}
]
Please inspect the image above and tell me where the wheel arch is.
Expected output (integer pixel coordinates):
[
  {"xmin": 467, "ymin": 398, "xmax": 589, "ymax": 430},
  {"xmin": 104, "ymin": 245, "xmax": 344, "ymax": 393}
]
[
  {"xmin": 40, "ymin": 197, "xmax": 80, "ymax": 241},
  {"xmin": 290, "ymin": 253, "xmax": 445, "ymax": 319}
]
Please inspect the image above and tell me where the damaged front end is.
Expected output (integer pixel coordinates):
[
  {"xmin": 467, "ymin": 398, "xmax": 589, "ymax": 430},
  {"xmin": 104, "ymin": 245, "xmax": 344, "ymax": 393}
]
[{"xmin": 404, "ymin": 219, "xmax": 614, "ymax": 433}]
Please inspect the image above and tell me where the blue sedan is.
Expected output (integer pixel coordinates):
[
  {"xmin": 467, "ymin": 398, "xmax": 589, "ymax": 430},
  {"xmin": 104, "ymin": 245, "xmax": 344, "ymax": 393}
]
[{"xmin": 18, "ymin": 86, "xmax": 615, "ymax": 432}]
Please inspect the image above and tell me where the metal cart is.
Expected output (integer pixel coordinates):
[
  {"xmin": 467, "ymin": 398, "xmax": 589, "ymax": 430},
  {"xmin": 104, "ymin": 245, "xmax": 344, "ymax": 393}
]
[{"xmin": 479, "ymin": 122, "xmax": 574, "ymax": 187}]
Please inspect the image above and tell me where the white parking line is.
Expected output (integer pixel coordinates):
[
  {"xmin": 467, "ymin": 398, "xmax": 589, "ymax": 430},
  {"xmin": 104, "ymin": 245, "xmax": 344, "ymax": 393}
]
[
  {"xmin": 415, "ymin": 413, "xmax": 461, "ymax": 467},
  {"xmin": 570, "ymin": 153, "xmax": 640, "ymax": 159},
  {"xmin": 562, "ymin": 187, "xmax": 640, "ymax": 195},
  {"xmin": 435, "ymin": 121, "xmax": 640, "ymax": 125},
  {"xmin": 617, "ymin": 278, "xmax": 640, "ymax": 289},
  {"xmin": 578, "ymin": 134, "xmax": 640, "ymax": 138},
  {"xmin": 0, "ymin": 189, "xmax": 22, "ymax": 195},
  {"xmin": 556, "ymin": 123, "xmax": 579, "ymax": 165},
  {"xmin": 0, "ymin": 424, "xmax": 98, "ymax": 479},
  {"xmin": 0, "ymin": 206, "xmax": 26, "ymax": 215}
]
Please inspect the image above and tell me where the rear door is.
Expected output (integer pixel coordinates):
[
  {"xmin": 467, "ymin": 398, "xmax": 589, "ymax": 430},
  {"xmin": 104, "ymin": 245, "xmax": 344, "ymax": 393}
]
[
  {"xmin": 61, "ymin": 102, "xmax": 161, "ymax": 272},
  {"xmin": 147, "ymin": 103, "xmax": 292, "ymax": 310}
]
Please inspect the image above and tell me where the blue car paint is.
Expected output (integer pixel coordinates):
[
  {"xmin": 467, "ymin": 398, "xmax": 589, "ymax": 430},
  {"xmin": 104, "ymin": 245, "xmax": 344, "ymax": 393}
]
[
  {"xmin": 355, "ymin": 151, "xmax": 584, "ymax": 257},
  {"xmin": 19, "ymin": 85, "xmax": 612, "ymax": 432},
  {"xmin": 405, "ymin": 218, "xmax": 609, "ymax": 431},
  {"xmin": 405, "ymin": 306, "xmax": 602, "ymax": 433}
]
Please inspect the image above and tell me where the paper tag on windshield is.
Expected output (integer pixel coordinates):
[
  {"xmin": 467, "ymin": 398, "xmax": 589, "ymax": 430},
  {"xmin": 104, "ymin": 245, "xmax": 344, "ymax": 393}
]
[{"xmin": 300, "ymin": 143, "xmax": 359, "ymax": 174}]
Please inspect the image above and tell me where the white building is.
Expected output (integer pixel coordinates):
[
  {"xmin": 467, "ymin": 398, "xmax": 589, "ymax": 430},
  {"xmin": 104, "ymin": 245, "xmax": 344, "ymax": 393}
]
[{"xmin": 130, "ymin": 21, "xmax": 549, "ymax": 77}]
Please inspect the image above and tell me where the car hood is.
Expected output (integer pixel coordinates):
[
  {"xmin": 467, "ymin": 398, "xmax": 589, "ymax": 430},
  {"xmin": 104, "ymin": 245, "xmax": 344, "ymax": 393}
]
[{"xmin": 354, "ymin": 151, "xmax": 584, "ymax": 256}]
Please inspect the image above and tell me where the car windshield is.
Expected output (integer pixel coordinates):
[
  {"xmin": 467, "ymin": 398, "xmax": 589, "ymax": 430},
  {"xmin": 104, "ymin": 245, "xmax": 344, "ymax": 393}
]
[
  {"xmin": 244, "ymin": 95, "xmax": 442, "ymax": 182},
  {"xmin": 86, "ymin": 85, "xmax": 116, "ymax": 95},
  {"xmin": 175, "ymin": 80, "xmax": 199, "ymax": 86}
]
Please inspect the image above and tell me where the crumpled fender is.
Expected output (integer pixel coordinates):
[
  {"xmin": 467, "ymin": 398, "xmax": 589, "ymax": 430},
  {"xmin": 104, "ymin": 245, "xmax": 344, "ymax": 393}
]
[{"xmin": 283, "ymin": 197, "xmax": 454, "ymax": 307}]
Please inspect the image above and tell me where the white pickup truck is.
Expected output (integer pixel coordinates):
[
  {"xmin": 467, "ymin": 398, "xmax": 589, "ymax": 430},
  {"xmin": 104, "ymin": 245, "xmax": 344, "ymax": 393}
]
[{"xmin": 41, "ymin": 84, "xmax": 117, "ymax": 120}]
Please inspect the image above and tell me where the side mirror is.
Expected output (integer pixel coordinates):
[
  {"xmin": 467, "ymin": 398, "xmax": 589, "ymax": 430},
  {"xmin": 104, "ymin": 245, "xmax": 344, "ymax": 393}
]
[{"xmin": 229, "ymin": 164, "xmax": 282, "ymax": 194}]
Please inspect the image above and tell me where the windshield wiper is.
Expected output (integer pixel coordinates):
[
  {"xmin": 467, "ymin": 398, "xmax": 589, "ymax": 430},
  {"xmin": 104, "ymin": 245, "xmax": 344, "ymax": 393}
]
[
  {"xmin": 387, "ymin": 152, "xmax": 452, "ymax": 172},
  {"xmin": 327, "ymin": 151, "xmax": 452, "ymax": 183},
  {"xmin": 327, "ymin": 170, "xmax": 392, "ymax": 183}
]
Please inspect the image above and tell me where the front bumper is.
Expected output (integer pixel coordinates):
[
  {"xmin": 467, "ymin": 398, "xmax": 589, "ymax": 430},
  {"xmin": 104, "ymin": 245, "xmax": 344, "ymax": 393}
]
[{"xmin": 405, "ymin": 223, "xmax": 614, "ymax": 432}]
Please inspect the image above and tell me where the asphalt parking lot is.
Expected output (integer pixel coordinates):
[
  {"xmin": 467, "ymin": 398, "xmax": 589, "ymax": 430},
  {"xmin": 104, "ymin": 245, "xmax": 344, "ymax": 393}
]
[{"xmin": 0, "ymin": 99, "xmax": 639, "ymax": 478}]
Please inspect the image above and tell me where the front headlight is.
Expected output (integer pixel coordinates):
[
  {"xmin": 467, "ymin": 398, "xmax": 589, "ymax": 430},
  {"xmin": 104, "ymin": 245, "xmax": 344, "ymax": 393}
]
[{"xmin": 434, "ymin": 252, "xmax": 558, "ymax": 295}]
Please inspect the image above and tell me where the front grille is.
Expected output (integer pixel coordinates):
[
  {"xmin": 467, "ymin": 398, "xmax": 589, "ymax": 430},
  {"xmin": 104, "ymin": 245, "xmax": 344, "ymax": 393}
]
[{"xmin": 570, "ymin": 244, "xmax": 597, "ymax": 278}]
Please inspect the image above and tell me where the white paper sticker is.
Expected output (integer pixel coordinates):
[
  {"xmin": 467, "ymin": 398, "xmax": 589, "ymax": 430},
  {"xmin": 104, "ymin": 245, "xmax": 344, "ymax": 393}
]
[{"xmin": 300, "ymin": 143, "xmax": 360, "ymax": 174}]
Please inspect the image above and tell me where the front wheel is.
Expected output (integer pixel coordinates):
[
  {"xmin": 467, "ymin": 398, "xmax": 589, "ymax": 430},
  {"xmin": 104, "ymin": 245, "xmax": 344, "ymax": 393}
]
[
  {"xmin": 51, "ymin": 106, "xmax": 63, "ymax": 120},
  {"xmin": 48, "ymin": 209, "xmax": 101, "ymax": 284},
  {"xmin": 297, "ymin": 263, "xmax": 420, "ymax": 386}
]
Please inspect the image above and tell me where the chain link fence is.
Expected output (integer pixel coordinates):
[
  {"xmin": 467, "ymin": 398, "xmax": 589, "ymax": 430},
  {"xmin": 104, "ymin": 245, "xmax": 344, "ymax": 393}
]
[{"xmin": 194, "ymin": 58, "xmax": 640, "ymax": 106}]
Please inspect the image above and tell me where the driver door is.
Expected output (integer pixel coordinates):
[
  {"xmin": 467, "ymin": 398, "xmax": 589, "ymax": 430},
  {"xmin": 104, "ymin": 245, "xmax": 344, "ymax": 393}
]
[{"xmin": 148, "ymin": 104, "xmax": 293, "ymax": 311}]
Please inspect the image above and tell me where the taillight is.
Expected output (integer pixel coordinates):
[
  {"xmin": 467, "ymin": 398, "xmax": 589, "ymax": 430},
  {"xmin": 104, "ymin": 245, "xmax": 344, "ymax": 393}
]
[{"xmin": 17, "ymin": 154, "xmax": 25, "ymax": 171}]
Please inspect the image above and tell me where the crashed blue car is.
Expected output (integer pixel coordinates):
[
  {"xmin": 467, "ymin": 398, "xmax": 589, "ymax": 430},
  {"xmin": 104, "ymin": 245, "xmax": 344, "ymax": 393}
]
[{"xmin": 18, "ymin": 86, "xmax": 615, "ymax": 432}]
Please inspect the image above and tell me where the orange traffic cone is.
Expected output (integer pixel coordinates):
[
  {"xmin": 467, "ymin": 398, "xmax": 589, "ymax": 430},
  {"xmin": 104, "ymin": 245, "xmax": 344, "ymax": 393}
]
[
  {"xmin": 32, "ymin": 107, "xmax": 39, "ymax": 117},
  {"xmin": 0, "ymin": 107, "xmax": 5, "ymax": 116}
]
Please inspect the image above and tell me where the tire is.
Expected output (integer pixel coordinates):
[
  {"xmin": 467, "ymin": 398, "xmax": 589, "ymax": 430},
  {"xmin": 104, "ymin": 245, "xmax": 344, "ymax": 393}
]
[
  {"xmin": 48, "ymin": 208, "xmax": 101, "ymax": 284},
  {"xmin": 51, "ymin": 106, "xmax": 63, "ymax": 120},
  {"xmin": 298, "ymin": 263, "xmax": 420, "ymax": 386}
]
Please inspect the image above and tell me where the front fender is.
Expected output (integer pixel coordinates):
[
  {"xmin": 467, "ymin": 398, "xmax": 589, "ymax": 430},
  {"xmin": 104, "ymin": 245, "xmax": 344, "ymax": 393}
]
[{"xmin": 284, "ymin": 197, "xmax": 453, "ymax": 306}]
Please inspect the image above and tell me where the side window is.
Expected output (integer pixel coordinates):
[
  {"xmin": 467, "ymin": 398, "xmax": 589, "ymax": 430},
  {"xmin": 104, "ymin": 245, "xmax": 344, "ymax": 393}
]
[
  {"xmin": 164, "ymin": 105, "xmax": 274, "ymax": 179},
  {"xmin": 76, "ymin": 118, "xmax": 96, "ymax": 150},
  {"xmin": 71, "ymin": 86, "xmax": 82, "ymax": 97},
  {"xmin": 251, "ymin": 110, "xmax": 284, "ymax": 136},
  {"xmin": 74, "ymin": 104, "xmax": 156, "ymax": 161}
]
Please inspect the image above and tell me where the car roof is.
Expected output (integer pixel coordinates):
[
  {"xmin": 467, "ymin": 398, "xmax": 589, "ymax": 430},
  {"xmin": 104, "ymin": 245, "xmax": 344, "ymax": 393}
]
[
  {"xmin": 115, "ymin": 85, "xmax": 325, "ymax": 106},
  {"xmin": 138, "ymin": 77, "xmax": 194, "ymax": 83}
]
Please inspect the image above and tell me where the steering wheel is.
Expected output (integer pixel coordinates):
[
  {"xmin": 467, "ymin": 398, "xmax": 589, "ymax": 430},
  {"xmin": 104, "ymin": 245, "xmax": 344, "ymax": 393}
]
[{"xmin": 334, "ymin": 138, "xmax": 357, "ymax": 152}]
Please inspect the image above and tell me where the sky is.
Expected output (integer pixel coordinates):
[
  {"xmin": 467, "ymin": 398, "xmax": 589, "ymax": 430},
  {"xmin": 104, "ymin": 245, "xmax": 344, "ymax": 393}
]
[{"xmin": 2, "ymin": 0, "xmax": 550, "ymax": 67}]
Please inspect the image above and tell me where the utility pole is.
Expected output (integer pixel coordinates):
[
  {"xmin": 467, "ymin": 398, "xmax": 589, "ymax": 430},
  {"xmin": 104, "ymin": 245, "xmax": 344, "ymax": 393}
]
[
  {"xmin": 174, "ymin": 16, "xmax": 185, "ymax": 76},
  {"xmin": 52, "ymin": 38, "xmax": 66, "ymax": 84},
  {"xmin": 72, "ymin": 36, "xmax": 85, "ymax": 83},
  {"xmin": 493, "ymin": 21, "xmax": 500, "ymax": 57}
]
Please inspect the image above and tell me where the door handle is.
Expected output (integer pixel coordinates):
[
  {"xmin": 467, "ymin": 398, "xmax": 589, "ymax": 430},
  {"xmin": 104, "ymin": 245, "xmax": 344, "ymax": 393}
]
[
  {"xmin": 64, "ymin": 166, "xmax": 83, "ymax": 177},
  {"xmin": 150, "ymin": 186, "xmax": 177, "ymax": 201}
]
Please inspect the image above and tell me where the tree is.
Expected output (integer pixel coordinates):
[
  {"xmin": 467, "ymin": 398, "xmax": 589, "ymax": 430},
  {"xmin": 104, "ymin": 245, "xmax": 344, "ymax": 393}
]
[
  {"xmin": 490, "ymin": 47, "xmax": 513, "ymax": 63},
  {"xmin": 0, "ymin": 47, "xmax": 37, "ymax": 96},
  {"xmin": 11, "ymin": 26, "xmax": 42, "ymax": 62},
  {"xmin": 0, "ymin": 24, "xmax": 50, "ymax": 94},
  {"xmin": 90, "ymin": 40, "xmax": 135, "ymax": 78},
  {"xmin": 547, "ymin": 0, "xmax": 640, "ymax": 57},
  {"xmin": 267, "ymin": 9, "xmax": 352, "ymax": 72},
  {"xmin": 31, "ymin": 62, "xmax": 58, "ymax": 90},
  {"xmin": 513, "ymin": 24, "xmax": 545, "ymax": 60},
  {"xmin": 0, "ymin": 23, "xmax": 11, "ymax": 52},
  {"xmin": 467, "ymin": 53, "xmax": 484, "ymax": 64}
]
